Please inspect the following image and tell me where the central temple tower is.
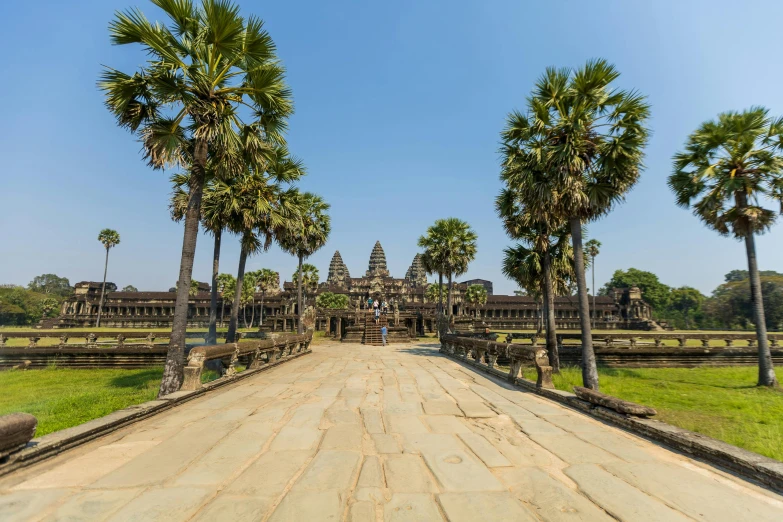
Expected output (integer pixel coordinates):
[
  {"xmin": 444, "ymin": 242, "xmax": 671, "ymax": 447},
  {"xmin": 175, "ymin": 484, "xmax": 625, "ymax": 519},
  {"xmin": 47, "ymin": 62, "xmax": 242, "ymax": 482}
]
[{"xmin": 366, "ymin": 241, "xmax": 390, "ymax": 277}]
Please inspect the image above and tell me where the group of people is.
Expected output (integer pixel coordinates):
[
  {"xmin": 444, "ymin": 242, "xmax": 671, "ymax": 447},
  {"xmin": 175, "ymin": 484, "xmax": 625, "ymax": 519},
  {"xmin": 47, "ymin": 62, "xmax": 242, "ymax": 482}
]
[{"xmin": 368, "ymin": 297, "xmax": 389, "ymax": 345}]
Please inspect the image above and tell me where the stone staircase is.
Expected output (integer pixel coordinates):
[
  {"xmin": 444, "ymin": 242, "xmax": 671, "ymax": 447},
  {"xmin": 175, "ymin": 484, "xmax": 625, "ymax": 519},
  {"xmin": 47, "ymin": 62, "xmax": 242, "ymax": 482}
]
[{"xmin": 363, "ymin": 311, "xmax": 388, "ymax": 346}]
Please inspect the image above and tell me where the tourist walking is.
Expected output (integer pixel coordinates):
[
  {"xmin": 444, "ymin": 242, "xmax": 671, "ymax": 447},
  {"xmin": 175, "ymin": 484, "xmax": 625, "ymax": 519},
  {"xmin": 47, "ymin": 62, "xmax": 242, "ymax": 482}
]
[
  {"xmin": 375, "ymin": 307, "xmax": 380, "ymax": 324},
  {"xmin": 373, "ymin": 299, "xmax": 379, "ymax": 310},
  {"xmin": 381, "ymin": 325, "xmax": 388, "ymax": 346},
  {"xmin": 367, "ymin": 297, "xmax": 373, "ymax": 309},
  {"xmin": 382, "ymin": 300, "xmax": 388, "ymax": 314}
]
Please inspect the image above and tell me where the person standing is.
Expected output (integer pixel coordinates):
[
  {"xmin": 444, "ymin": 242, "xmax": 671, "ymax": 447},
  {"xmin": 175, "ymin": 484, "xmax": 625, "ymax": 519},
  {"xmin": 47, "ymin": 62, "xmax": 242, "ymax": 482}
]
[
  {"xmin": 375, "ymin": 307, "xmax": 380, "ymax": 324},
  {"xmin": 381, "ymin": 325, "xmax": 388, "ymax": 346}
]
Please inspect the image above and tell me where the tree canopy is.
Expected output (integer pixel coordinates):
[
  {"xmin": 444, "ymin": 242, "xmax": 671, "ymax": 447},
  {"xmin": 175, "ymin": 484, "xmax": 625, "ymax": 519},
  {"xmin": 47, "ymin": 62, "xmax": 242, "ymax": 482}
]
[
  {"xmin": 316, "ymin": 292, "xmax": 349, "ymax": 309},
  {"xmin": 600, "ymin": 268, "xmax": 671, "ymax": 311},
  {"xmin": 27, "ymin": 274, "xmax": 71, "ymax": 297}
]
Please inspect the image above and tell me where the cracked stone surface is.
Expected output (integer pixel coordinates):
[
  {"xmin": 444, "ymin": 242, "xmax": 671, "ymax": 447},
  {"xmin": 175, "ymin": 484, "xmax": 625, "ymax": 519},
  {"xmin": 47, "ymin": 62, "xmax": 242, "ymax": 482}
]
[{"xmin": 2, "ymin": 341, "xmax": 783, "ymax": 521}]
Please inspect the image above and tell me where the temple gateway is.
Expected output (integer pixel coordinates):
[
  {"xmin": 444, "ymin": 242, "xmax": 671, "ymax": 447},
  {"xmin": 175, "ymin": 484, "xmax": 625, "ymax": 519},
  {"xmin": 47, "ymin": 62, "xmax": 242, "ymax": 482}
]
[{"xmin": 55, "ymin": 241, "xmax": 653, "ymax": 341}]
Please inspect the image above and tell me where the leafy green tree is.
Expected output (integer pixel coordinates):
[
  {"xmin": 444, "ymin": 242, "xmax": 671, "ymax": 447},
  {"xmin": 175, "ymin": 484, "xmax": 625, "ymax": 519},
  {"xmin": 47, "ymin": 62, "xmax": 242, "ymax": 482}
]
[
  {"xmin": 600, "ymin": 268, "xmax": 671, "ymax": 312},
  {"xmin": 316, "ymin": 292, "xmax": 349, "ymax": 309},
  {"xmin": 101, "ymin": 0, "xmax": 293, "ymax": 395},
  {"xmin": 585, "ymin": 239, "xmax": 602, "ymax": 328},
  {"xmin": 216, "ymin": 273, "xmax": 236, "ymax": 327},
  {"xmin": 425, "ymin": 284, "xmax": 448, "ymax": 304},
  {"xmin": 96, "ymin": 229, "xmax": 120, "ymax": 327},
  {"xmin": 500, "ymin": 60, "xmax": 650, "ymax": 390},
  {"xmin": 418, "ymin": 218, "xmax": 477, "ymax": 325},
  {"xmin": 122, "ymin": 285, "xmax": 138, "ymax": 292},
  {"xmin": 464, "ymin": 285, "xmax": 488, "ymax": 317},
  {"xmin": 704, "ymin": 275, "xmax": 783, "ymax": 331},
  {"xmin": 670, "ymin": 287, "xmax": 705, "ymax": 329},
  {"xmin": 28, "ymin": 274, "xmax": 72, "ymax": 297},
  {"xmin": 0, "ymin": 287, "xmax": 65, "ymax": 325},
  {"xmin": 724, "ymin": 270, "xmax": 783, "ymax": 282},
  {"xmin": 278, "ymin": 192, "xmax": 331, "ymax": 334},
  {"xmin": 670, "ymin": 107, "xmax": 783, "ymax": 386}
]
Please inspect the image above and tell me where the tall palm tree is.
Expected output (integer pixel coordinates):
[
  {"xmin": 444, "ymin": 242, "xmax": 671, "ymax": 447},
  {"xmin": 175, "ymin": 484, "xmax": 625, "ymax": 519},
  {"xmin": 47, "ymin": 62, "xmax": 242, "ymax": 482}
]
[
  {"xmin": 101, "ymin": 0, "xmax": 293, "ymax": 396},
  {"xmin": 419, "ymin": 218, "xmax": 477, "ymax": 326},
  {"xmin": 241, "ymin": 270, "xmax": 260, "ymax": 328},
  {"xmin": 501, "ymin": 59, "xmax": 650, "ymax": 390},
  {"xmin": 464, "ymin": 284, "xmax": 488, "ymax": 317},
  {"xmin": 96, "ymin": 229, "xmax": 120, "ymax": 327},
  {"xmin": 670, "ymin": 107, "xmax": 783, "ymax": 387},
  {"xmin": 216, "ymin": 273, "xmax": 236, "ymax": 328},
  {"xmin": 420, "ymin": 251, "xmax": 445, "ymax": 317},
  {"xmin": 225, "ymin": 179, "xmax": 301, "ymax": 342},
  {"xmin": 278, "ymin": 193, "xmax": 331, "ymax": 334},
  {"xmin": 500, "ymin": 225, "xmax": 573, "ymax": 372},
  {"xmin": 585, "ymin": 239, "xmax": 602, "ymax": 329},
  {"xmin": 255, "ymin": 268, "xmax": 279, "ymax": 326}
]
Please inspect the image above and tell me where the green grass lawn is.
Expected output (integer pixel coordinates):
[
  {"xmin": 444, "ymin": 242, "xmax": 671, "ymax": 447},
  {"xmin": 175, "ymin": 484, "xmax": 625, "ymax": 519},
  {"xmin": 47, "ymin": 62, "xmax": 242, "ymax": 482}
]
[
  {"xmin": 519, "ymin": 365, "xmax": 783, "ymax": 461},
  {"xmin": 0, "ymin": 367, "xmax": 163, "ymax": 436}
]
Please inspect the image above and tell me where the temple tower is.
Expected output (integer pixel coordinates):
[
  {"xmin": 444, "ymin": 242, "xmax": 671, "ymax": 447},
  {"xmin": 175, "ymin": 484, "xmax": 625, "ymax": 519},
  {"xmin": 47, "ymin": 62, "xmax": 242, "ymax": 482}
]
[
  {"xmin": 405, "ymin": 253, "xmax": 427, "ymax": 287},
  {"xmin": 326, "ymin": 251, "xmax": 351, "ymax": 287},
  {"xmin": 366, "ymin": 241, "xmax": 390, "ymax": 277}
]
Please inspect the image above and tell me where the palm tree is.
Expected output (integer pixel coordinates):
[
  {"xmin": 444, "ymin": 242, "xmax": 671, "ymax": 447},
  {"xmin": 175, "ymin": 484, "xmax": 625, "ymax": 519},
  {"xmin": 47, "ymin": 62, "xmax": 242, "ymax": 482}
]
[
  {"xmin": 241, "ymin": 271, "xmax": 260, "ymax": 328},
  {"xmin": 225, "ymin": 179, "xmax": 301, "ymax": 342},
  {"xmin": 670, "ymin": 107, "xmax": 783, "ymax": 387},
  {"xmin": 255, "ymin": 268, "xmax": 279, "ymax": 326},
  {"xmin": 96, "ymin": 229, "xmax": 120, "ymax": 327},
  {"xmin": 420, "ymin": 252, "xmax": 445, "ymax": 317},
  {"xmin": 464, "ymin": 284, "xmax": 488, "ymax": 317},
  {"xmin": 585, "ymin": 239, "xmax": 602, "ymax": 329},
  {"xmin": 500, "ymin": 225, "xmax": 574, "ymax": 372},
  {"xmin": 278, "ymin": 193, "xmax": 331, "ymax": 334},
  {"xmin": 501, "ymin": 59, "xmax": 650, "ymax": 390},
  {"xmin": 101, "ymin": 0, "xmax": 293, "ymax": 396},
  {"xmin": 419, "ymin": 218, "xmax": 477, "ymax": 325},
  {"xmin": 216, "ymin": 273, "xmax": 236, "ymax": 328}
]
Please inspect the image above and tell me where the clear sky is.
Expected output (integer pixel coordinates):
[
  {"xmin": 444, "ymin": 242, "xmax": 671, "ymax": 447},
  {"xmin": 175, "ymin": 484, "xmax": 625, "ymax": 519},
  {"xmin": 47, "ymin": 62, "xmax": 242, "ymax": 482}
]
[{"xmin": 2, "ymin": 0, "xmax": 783, "ymax": 296}]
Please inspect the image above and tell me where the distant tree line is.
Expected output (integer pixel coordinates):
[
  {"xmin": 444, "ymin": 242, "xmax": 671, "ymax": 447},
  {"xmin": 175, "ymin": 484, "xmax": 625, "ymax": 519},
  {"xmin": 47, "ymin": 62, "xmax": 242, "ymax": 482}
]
[
  {"xmin": 0, "ymin": 274, "xmax": 72, "ymax": 325},
  {"xmin": 601, "ymin": 268, "xmax": 783, "ymax": 330}
]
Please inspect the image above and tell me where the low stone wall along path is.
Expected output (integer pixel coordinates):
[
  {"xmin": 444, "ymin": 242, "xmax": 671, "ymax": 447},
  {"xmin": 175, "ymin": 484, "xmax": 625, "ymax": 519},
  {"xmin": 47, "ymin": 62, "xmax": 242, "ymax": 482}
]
[{"xmin": 1, "ymin": 341, "xmax": 782, "ymax": 521}]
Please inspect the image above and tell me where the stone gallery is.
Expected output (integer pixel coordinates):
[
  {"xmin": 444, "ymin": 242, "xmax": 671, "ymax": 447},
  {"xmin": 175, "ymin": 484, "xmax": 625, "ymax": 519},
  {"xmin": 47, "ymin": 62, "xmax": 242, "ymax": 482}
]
[{"xmin": 55, "ymin": 241, "xmax": 653, "ymax": 338}]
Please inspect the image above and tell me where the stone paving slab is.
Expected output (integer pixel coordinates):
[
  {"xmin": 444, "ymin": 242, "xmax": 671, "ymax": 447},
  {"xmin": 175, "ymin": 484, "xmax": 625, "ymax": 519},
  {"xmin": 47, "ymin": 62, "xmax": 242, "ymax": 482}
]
[{"xmin": 1, "ymin": 341, "xmax": 783, "ymax": 521}]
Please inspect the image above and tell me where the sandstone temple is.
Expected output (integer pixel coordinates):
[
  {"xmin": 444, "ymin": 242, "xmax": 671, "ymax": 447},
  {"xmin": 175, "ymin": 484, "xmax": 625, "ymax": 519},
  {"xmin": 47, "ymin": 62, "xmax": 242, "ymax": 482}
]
[{"xmin": 55, "ymin": 241, "xmax": 653, "ymax": 341}]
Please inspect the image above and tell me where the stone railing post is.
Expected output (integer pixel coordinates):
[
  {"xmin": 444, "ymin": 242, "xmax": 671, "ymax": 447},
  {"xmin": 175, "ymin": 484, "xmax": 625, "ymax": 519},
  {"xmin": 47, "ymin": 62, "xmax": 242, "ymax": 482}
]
[
  {"xmin": 0, "ymin": 334, "xmax": 6, "ymax": 347},
  {"xmin": 771, "ymin": 338, "xmax": 779, "ymax": 348},
  {"xmin": 27, "ymin": 337, "xmax": 40, "ymax": 349},
  {"xmin": 653, "ymin": 337, "xmax": 662, "ymax": 347},
  {"xmin": 747, "ymin": 338, "xmax": 756, "ymax": 348},
  {"xmin": 677, "ymin": 336, "xmax": 687, "ymax": 347},
  {"xmin": 725, "ymin": 339, "xmax": 733, "ymax": 347},
  {"xmin": 629, "ymin": 337, "xmax": 637, "ymax": 348},
  {"xmin": 701, "ymin": 339, "xmax": 710, "ymax": 347},
  {"xmin": 476, "ymin": 346, "xmax": 486, "ymax": 366},
  {"xmin": 58, "ymin": 335, "xmax": 69, "ymax": 349},
  {"xmin": 116, "ymin": 334, "xmax": 126, "ymax": 348},
  {"xmin": 145, "ymin": 333, "xmax": 156, "ymax": 349},
  {"xmin": 507, "ymin": 357, "xmax": 523, "ymax": 384},
  {"xmin": 225, "ymin": 344, "xmax": 240, "ymax": 377},
  {"xmin": 181, "ymin": 350, "xmax": 206, "ymax": 391},
  {"xmin": 534, "ymin": 349, "xmax": 554, "ymax": 390}
]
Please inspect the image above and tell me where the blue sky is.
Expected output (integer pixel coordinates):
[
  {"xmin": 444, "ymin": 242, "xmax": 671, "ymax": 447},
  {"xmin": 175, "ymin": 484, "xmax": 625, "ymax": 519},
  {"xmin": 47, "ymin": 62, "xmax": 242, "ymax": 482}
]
[{"xmin": 2, "ymin": 0, "xmax": 783, "ymax": 296}]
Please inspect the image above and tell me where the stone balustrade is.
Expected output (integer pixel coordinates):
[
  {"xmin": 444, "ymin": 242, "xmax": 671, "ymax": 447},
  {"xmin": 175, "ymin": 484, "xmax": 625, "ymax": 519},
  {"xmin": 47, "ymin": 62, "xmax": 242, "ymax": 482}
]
[
  {"xmin": 439, "ymin": 334, "xmax": 554, "ymax": 390},
  {"xmin": 0, "ymin": 331, "xmax": 245, "ymax": 350},
  {"xmin": 505, "ymin": 331, "xmax": 783, "ymax": 349},
  {"xmin": 180, "ymin": 332, "xmax": 312, "ymax": 391}
]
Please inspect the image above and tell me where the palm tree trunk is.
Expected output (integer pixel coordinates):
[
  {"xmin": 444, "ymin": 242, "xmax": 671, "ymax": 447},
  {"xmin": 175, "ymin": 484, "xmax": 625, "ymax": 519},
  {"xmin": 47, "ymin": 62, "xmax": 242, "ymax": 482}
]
[
  {"xmin": 96, "ymin": 248, "xmax": 109, "ymax": 327},
  {"xmin": 243, "ymin": 306, "xmax": 248, "ymax": 328},
  {"xmin": 208, "ymin": 230, "xmax": 221, "ymax": 345},
  {"xmin": 438, "ymin": 271, "xmax": 444, "ymax": 316},
  {"xmin": 745, "ymin": 231, "xmax": 779, "ymax": 387},
  {"xmin": 297, "ymin": 253, "xmax": 304, "ymax": 334},
  {"xmin": 159, "ymin": 139, "xmax": 207, "ymax": 397},
  {"xmin": 542, "ymin": 249, "xmax": 560, "ymax": 372},
  {"xmin": 220, "ymin": 301, "xmax": 225, "ymax": 328},
  {"xmin": 570, "ymin": 217, "xmax": 599, "ymax": 390},
  {"xmin": 591, "ymin": 255, "xmax": 596, "ymax": 330},
  {"xmin": 447, "ymin": 273, "xmax": 454, "ymax": 324},
  {"xmin": 227, "ymin": 242, "xmax": 248, "ymax": 343},
  {"xmin": 249, "ymin": 301, "xmax": 255, "ymax": 329},
  {"xmin": 260, "ymin": 291, "xmax": 266, "ymax": 326}
]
